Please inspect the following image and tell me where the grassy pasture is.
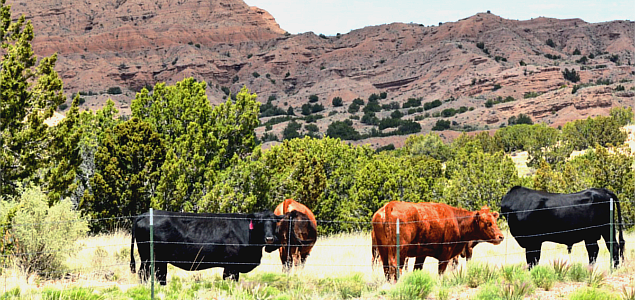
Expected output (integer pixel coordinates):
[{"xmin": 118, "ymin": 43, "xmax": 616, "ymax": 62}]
[{"xmin": 1, "ymin": 229, "xmax": 634, "ymax": 299}]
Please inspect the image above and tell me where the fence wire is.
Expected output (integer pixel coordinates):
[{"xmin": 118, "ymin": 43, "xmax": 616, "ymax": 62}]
[{"xmin": 0, "ymin": 200, "xmax": 629, "ymax": 294}]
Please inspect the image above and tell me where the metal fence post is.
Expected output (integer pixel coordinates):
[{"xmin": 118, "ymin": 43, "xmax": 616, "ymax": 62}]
[
  {"xmin": 396, "ymin": 218, "xmax": 400, "ymax": 281},
  {"xmin": 150, "ymin": 208, "xmax": 155, "ymax": 299},
  {"xmin": 609, "ymin": 198, "xmax": 613, "ymax": 273}
]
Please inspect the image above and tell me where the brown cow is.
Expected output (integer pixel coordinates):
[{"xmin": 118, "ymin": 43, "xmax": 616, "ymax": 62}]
[
  {"xmin": 373, "ymin": 203, "xmax": 481, "ymax": 272},
  {"xmin": 274, "ymin": 199, "xmax": 318, "ymax": 270},
  {"xmin": 379, "ymin": 201, "xmax": 504, "ymax": 281}
]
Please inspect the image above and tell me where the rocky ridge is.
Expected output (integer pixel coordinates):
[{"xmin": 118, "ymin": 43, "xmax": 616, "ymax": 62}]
[{"xmin": 8, "ymin": 0, "xmax": 635, "ymax": 147}]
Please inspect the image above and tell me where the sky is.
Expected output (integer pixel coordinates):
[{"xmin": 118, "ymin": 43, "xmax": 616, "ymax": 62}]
[{"xmin": 244, "ymin": 0, "xmax": 634, "ymax": 36}]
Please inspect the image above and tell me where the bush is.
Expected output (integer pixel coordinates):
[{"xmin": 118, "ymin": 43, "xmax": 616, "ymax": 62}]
[
  {"xmin": 562, "ymin": 68, "xmax": 580, "ymax": 83},
  {"xmin": 1, "ymin": 184, "xmax": 88, "ymax": 278},
  {"xmin": 308, "ymin": 94, "xmax": 319, "ymax": 103},
  {"xmin": 107, "ymin": 86, "xmax": 122, "ymax": 95},
  {"xmin": 332, "ymin": 96, "xmax": 343, "ymax": 107},
  {"xmin": 58, "ymin": 103, "xmax": 68, "ymax": 110},
  {"xmin": 432, "ymin": 119, "xmax": 451, "ymax": 131},
  {"xmin": 467, "ymin": 262, "xmax": 497, "ymax": 288},
  {"xmin": 568, "ymin": 263, "xmax": 589, "ymax": 282},
  {"xmin": 389, "ymin": 270, "xmax": 435, "ymax": 300},
  {"xmin": 546, "ymin": 38, "xmax": 555, "ymax": 47},
  {"xmin": 530, "ymin": 265, "xmax": 556, "ymax": 290},
  {"xmin": 252, "ymin": 72, "xmax": 260, "ymax": 78}
]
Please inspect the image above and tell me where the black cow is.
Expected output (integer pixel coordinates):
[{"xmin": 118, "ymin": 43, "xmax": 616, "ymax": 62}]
[
  {"xmin": 500, "ymin": 186, "xmax": 625, "ymax": 268},
  {"xmin": 130, "ymin": 210, "xmax": 283, "ymax": 284}
]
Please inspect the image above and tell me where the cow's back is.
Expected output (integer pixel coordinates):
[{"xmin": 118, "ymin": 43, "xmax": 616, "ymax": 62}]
[{"xmin": 274, "ymin": 199, "xmax": 317, "ymax": 228}]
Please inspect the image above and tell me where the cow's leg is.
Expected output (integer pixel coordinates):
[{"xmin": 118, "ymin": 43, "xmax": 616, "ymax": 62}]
[
  {"xmin": 138, "ymin": 260, "xmax": 150, "ymax": 283},
  {"xmin": 585, "ymin": 239, "xmax": 600, "ymax": 265},
  {"xmin": 279, "ymin": 248, "xmax": 292, "ymax": 271},
  {"xmin": 155, "ymin": 262, "xmax": 168, "ymax": 286},
  {"xmin": 525, "ymin": 244, "xmax": 541, "ymax": 269},
  {"xmin": 601, "ymin": 228, "xmax": 620, "ymax": 267},
  {"xmin": 223, "ymin": 268, "xmax": 240, "ymax": 281},
  {"xmin": 412, "ymin": 256, "xmax": 426, "ymax": 270},
  {"xmin": 438, "ymin": 257, "xmax": 452, "ymax": 274}
]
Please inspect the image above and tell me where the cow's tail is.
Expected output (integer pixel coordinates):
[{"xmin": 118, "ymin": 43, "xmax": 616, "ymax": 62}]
[
  {"xmin": 608, "ymin": 190, "xmax": 625, "ymax": 260},
  {"xmin": 130, "ymin": 218, "xmax": 136, "ymax": 274}
]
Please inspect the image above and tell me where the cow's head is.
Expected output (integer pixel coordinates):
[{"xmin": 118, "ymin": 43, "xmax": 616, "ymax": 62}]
[
  {"xmin": 474, "ymin": 206, "xmax": 504, "ymax": 245},
  {"xmin": 251, "ymin": 210, "xmax": 284, "ymax": 253}
]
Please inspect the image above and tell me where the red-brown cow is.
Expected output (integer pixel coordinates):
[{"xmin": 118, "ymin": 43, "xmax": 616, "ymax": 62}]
[
  {"xmin": 373, "ymin": 203, "xmax": 482, "ymax": 272},
  {"xmin": 379, "ymin": 201, "xmax": 504, "ymax": 281},
  {"xmin": 274, "ymin": 199, "xmax": 318, "ymax": 270}
]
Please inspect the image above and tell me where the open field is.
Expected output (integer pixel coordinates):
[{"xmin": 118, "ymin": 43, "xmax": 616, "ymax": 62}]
[{"xmin": 2, "ymin": 229, "xmax": 635, "ymax": 299}]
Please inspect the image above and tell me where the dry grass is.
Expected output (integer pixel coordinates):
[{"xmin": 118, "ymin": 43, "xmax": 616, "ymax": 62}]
[{"xmin": 1, "ymin": 229, "xmax": 634, "ymax": 296}]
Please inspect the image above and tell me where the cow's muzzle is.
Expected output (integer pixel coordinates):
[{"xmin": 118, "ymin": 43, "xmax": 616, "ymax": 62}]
[
  {"xmin": 265, "ymin": 236, "xmax": 274, "ymax": 244},
  {"xmin": 493, "ymin": 235, "xmax": 504, "ymax": 244}
]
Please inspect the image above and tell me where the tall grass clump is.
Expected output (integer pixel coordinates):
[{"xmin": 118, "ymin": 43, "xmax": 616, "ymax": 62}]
[
  {"xmin": 389, "ymin": 270, "xmax": 435, "ymax": 300},
  {"xmin": 551, "ymin": 258, "xmax": 570, "ymax": 280},
  {"xmin": 568, "ymin": 262, "xmax": 590, "ymax": 282},
  {"xmin": 587, "ymin": 267, "xmax": 607, "ymax": 288},
  {"xmin": 622, "ymin": 286, "xmax": 635, "ymax": 300},
  {"xmin": 499, "ymin": 264, "xmax": 535, "ymax": 299},
  {"xmin": 530, "ymin": 265, "xmax": 556, "ymax": 290},
  {"xmin": 569, "ymin": 287, "xmax": 619, "ymax": 300},
  {"xmin": 467, "ymin": 262, "xmax": 497, "ymax": 288},
  {"xmin": 318, "ymin": 273, "xmax": 366, "ymax": 299},
  {"xmin": 0, "ymin": 184, "xmax": 88, "ymax": 278}
]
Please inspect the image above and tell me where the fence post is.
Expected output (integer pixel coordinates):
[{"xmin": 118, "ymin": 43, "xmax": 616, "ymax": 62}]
[
  {"xmin": 396, "ymin": 218, "xmax": 400, "ymax": 281},
  {"xmin": 609, "ymin": 198, "xmax": 613, "ymax": 273},
  {"xmin": 150, "ymin": 208, "xmax": 155, "ymax": 299},
  {"xmin": 287, "ymin": 216, "xmax": 292, "ymax": 289}
]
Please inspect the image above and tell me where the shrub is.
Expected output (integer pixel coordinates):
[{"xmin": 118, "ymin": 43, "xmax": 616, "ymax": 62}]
[
  {"xmin": 432, "ymin": 119, "xmax": 451, "ymax": 131},
  {"xmin": 308, "ymin": 94, "xmax": 319, "ymax": 103},
  {"xmin": 107, "ymin": 86, "xmax": 122, "ymax": 94},
  {"xmin": 403, "ymin": 98, "xmax": 422, "ymax": 108},
  {"xmin": 232, "ymin": 75, "xmax": 239, "ymax": 83},
  {"xmin": 573, "ymin": 48, "xmax": 581, "ymax": 55},
  {"xmin": 551, "ymin": 258, "xmax": 570, "ymax": 281},
  {"xmin": 332, "ymin": 96, "xmax": 343, "ymax": 107},
  {"xmin": 252, "ymin": 72, "xmax": 260, "ymax": 78},
  {"xmin": 390, "ymin": 110, "xmax": 404, "ymax": 119},
  {"xmin": 467, "ymin": 262, "xmax": 497, "ymax": 288},
  {"xmin": 546, "ymin": 38, "xmax": 555, "ymax": 47},
  {"xmin": 530, "ymin": 265, "xmax": 556, "ymax": 290},
  {"xmin": 389, "ymin": 270, "xmax": 435, "ymax": 300},
  {"xmin": 568, "ymin": 263, "xmax": 589, "ymax": 282},
  {"xmin": 331, "ymin": 273, "xmax": 365, "ymax": 299},
  {"xmin": 58, "ymin": 103, "xmax": 68, "ymax": 110},
  {"xmin": 1, "ymin": 185, "xmax": 88, "ymax": 278},
  {"xmin": 562, "ymin": 68, "xmax": 580, "ymax": 83},
  {"xmin": 380, "ymin": 92, "xmax": 387, "ymax": 99},
  {"xmin": 523, "ymin": 91, "xmax": 540, "ymax": 98}
]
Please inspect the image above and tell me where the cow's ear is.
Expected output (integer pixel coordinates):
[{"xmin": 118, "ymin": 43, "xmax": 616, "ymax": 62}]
[{"xmin": 474, "ymin": 211, "xmax": 481, "ymax": 220}]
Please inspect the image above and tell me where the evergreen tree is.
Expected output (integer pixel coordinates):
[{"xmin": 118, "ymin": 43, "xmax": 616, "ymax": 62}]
[{"xmin": 0, "ymin": 1, "xmax": 65, "ymax": 196}]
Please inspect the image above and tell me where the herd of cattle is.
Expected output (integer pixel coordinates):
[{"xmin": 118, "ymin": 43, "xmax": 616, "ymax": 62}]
[{"xmin": 130, "ymin": 187, "xmax": 625, "ymax": 285}]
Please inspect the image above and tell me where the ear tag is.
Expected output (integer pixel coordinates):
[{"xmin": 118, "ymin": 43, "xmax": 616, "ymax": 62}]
[{"xmin": 249, "ymin": 220, "xmax": 253, "ymax": 230}]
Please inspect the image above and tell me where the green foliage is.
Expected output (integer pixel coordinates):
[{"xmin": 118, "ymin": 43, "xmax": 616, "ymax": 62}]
[
  {"xmin": 561, "ymin": 112, "xmax": 628, "ymax": 150},
  {"xmin": 562, "ymin": 68, "xmax": 581, "ymax": 82},
  {"xmin": 107, "ymin": 87, "xmax": 122, "ymax": 94},
  {"xmin": 530, "ymin": 265, "xmax": 556, "ymax": 290},
  {"xmin": 523, "ymin": 91, "xmax": 540, "ymax": 98},
  {"xmin": 573, "ymin": 48, "xmax": 581, "ymax": 55},
  {"xmin": 466, "ymin": 262, "xmax": 497, "ymax": 288},
  {"xmin": 569, "ymin": 288, "xmax": 619, "ymax": 300},
  {"xmin": 0, "ymin": 4, "xmax": 65, "ymax": 197},
  {"xmin": 81, "ymin": 118, "xmax": 165, "ymax": 231},
  {"xmin": 363, "ymin": 101, "xmax": 382, "ymax": 113},
  {"xmin": 0, "ymin": 184, "xmax": 88, "ymax": 278},
  {"xmin": 332, "ymin": 96, "xmax": 343, "ymax": 107},
  {"xmin": 444, "ymin": 146, "xmax": 519, "ymax": 209},
  {"xmin": 402, "ymin": 133, "xmax": 453, "ymax": 161},
  {"xmin": 568, "ymin": 263, "xmax": 590, "ymax": 282},
  {"xmin": 347, "ymin": 102, "xmax": 360, "ymax": 113},
  {"xmin": 507, "ymin": 113, "xmax": 533, "ymax": 126},
  {"xmin": 432, "ymin": 119, "xmax": 451, "ymax": 131},
  {"xmin": 424, "ymin": 99, "xmax": 443, "ymax": 110},
  {"xmin": 546, "ymin": 38, "xmax": 555, "ymax": 47},
  {"xmin": 403, "ymin": 97, "xmax": 422, "ymax": 108},
  {"xmin": 252, "ymin": 72, "xmax": 260, "ymax": 78},
  {"xmin": 282, "ymin": 120, "xmax": 302, "ymax": 140},
  {"xmin": 308, "ymin": 94, "xmax": 319, "ymax": 103},
  {"xmin": 131, "ymin": 81, "xmax": 261, "ymax": 213},
  {"xmin": 389, "ymin": 270, "xmax": 435, "ymax": 300},
  {"xmin": 390, "ymin": 110, "xmax": 404, "ymax": 119},
  {"xmin": 326, "ymin": 120, "xmax": 360, "ymax": 141}
]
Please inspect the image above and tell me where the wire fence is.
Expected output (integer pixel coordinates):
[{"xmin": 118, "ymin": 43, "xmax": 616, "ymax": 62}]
[{"xmin": 0, "ymin": 200, "xmax": 630, "ymax": 295}]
